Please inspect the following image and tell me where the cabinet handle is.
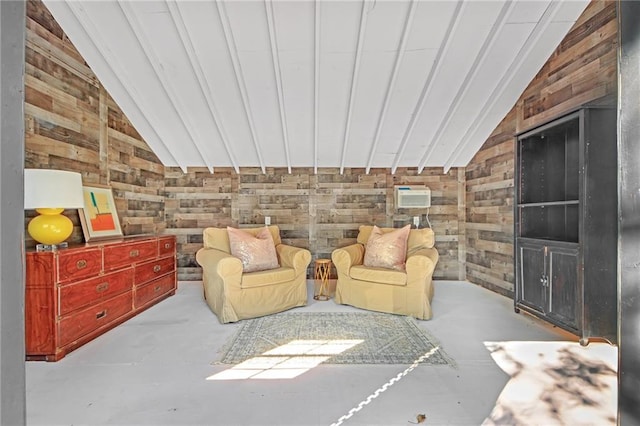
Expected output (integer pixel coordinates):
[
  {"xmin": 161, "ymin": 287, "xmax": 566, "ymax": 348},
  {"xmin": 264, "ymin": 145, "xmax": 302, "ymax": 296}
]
[
  {"xmin": 95, "ymin": 282, "xmax": 109, "ymax": 293},
  {"xmin": 164, "ymin": 243, "xmax": 172, "ymax": 249},
  {"xmin": 76, "ymin": 259, "xmax": 87, "ymax": 269},
  {"xmin": 96, "ymin": 310, "xmax": 107, "ymax": 320},
  {"xmin": 153, "ymin": 265, "xmax": 162, "ymax": 273},
  {"xmin": 129, "ymin": 249, "xmax": 139, "ymax": 258},
  {"xmin": 154, "ymin": 285, "xmax": 162, "ymax": 293}
]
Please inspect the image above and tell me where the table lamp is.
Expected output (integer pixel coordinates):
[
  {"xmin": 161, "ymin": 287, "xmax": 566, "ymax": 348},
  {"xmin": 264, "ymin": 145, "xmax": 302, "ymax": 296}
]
[{"xmin": 24, "ymin": 169, "xmax": 84, "ymax": 251}]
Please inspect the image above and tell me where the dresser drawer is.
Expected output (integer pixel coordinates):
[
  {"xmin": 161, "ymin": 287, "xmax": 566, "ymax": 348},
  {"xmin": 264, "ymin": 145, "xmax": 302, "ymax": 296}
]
[
  {"xmin": 135, "ymin": 273, "xmax": 176, "ymax": 308},
  {"xmin": 158, "ymin": 236, "xmax": 176, "ymax": 257},
  {"xmin": 135, "ymin": 255, "xmax": 175, "ymax": 285},
  {"xmin": 58, "ymin": 291, "xmax": 133, "ymax": 348},
  {"xmin": 103, "ymin": 240, "xmax": 157, "ymax": 270},
  {"xmin": 58, "ymin": 268, "xmax": 134, "ymax": 316},
  {"xmin": 57, "ymin": 248, "xmax": 103, "ymax": 283}
]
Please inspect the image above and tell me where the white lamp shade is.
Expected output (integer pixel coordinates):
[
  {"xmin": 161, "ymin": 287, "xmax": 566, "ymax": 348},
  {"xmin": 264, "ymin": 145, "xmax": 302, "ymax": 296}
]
[{"xmin": 24, "ymin": 169, "xmax": 84, "ymax": 209}]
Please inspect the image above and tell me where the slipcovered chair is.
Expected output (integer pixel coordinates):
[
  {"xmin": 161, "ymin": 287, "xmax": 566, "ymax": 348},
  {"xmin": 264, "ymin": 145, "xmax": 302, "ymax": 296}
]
[
  {"xmin": 196, "ymin": 225, "xmax": 311, "ymax": 323},
  {"xmin": 331, "ymin": 225, "xmax": 439, "ymax": 320}
]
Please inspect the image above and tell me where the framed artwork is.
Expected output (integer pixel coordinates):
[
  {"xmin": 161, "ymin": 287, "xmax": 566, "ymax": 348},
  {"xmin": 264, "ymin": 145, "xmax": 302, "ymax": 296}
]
[{"xmin": 78, "ymin": 185, "xmax": 123, "ymax": 242}]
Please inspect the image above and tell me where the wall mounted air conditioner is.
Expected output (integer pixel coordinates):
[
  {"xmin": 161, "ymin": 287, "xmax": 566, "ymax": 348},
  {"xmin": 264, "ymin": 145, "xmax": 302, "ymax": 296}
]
[{"xmin": 395, "ymin": 186, "xmax": 431, "ymax": 208}]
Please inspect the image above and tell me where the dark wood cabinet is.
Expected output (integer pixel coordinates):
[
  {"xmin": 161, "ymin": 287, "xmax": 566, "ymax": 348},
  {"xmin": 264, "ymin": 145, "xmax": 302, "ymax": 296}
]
[
  {"xmin": 25, "ymin": 235, "xmax": 177, "ymax": 361},
  {"xmin": 514, "ymin": 104, "xmax": 617, "ymax": 345}
]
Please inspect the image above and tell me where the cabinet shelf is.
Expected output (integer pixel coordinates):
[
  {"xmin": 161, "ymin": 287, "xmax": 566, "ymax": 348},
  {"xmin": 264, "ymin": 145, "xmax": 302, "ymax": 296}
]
[
  {"xmin": 517, "ymin": 237, "xmax": 578, "ymax": 248},
  {"xmin": 518, "ymin": 203, "xmax": 579, "ymax": 242},
  {"xmin": 518, "ymin": 200, "xmax": 579, "ymax": 208},
  {"xmin": 518, "ymin": 113, "xmax": 579, "ymax": 205}
]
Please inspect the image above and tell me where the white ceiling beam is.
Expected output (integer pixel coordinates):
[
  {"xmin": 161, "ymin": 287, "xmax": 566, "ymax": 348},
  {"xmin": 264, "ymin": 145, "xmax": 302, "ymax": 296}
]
[
  {"xmin": 340, "ymin": 0, "xmax": 371, "ymax": 175},
  {"xmin": 365, "ymin": 0, "xmax": 417, "ymax": 175},
  {"xmin": 265, "ymin": 0, "xmax": 292, "ymax": 174},
  {"xmin": 417, "ymin": 1, "xmax": 514, "ymax": 173},
  {"xmin": 442, "ymin": 1, "xmax": 563, "ymax": 173},
  {"xmin": 390, "ymin": 1, "xmax": 465, "ymax": 175},
  {"xmin": 166, "ymin": 0, "xmax": 240, "ymax": 174},
  {"xmin": 62, "ymin": 2, "xmax": 184, "ymax": 171},
  {"xmin": 118, "ymin": 2, "xmax": 212, "ymax": 173},
  {"xmin": 314, "ymin": 0, "xmax": 321, "ymax": 175},
  {"xmin": 48, "ymin": 0, "xmax": 587, "ymax": 172},
  {"xmin": 216, "ymin": 0, "xmax": 266, "ymax": 174}
]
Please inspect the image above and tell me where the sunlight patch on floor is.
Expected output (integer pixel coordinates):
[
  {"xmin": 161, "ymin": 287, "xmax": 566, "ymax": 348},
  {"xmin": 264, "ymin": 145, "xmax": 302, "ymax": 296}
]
[
  {"xmin": 482, "ymin": 341, "xmax": 618, "ymax": 425},
  {"xmin": 207, "ymin": 339, "xmax": 363, "ymax": 380}
]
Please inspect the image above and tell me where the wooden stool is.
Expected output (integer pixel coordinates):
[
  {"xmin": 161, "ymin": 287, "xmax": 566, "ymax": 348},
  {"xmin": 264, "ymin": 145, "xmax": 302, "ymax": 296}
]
[{"xmin": 314, "ymin": 259, "xmax": 331, "ymax": 301}]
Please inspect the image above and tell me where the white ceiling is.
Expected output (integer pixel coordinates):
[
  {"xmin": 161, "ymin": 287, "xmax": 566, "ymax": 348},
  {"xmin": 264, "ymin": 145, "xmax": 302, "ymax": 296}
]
[{"xmin": 42, "ymin": 0, "xmax": 589, "ymax": 174}]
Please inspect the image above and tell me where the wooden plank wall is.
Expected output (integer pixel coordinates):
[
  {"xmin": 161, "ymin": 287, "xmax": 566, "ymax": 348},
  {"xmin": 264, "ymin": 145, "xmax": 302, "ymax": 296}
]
[
  {"xmin": 106, "ymin": 94, "xmax": 166, "ymax": 237},
  {"xmin": 465, "ymin": 111, "xmax": 516, "ymax": 295},
  {"xmin": 387, "ymin": 168, "xmax": 466, "ymax": 281},
  {"xmin": 24, "ymin": 0, "xmax": 165, "ymax": 249},
  {"xmin": 24, "ymin": 0, "xmax": 100, "ymax": 245},
  {"xmin": 162, "ymin": 167, "xmax": 234, "ymax": 280},
  {"xmin": 464, "ymin": 0, "xmax": 617, "ymax": 296},
  {"xmin": 166, "ymin": 166, "xmax": 463, "ymax": 281}
]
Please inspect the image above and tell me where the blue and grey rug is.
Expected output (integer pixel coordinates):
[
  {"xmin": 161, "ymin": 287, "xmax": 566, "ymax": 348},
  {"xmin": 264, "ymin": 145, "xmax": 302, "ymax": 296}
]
[{"xmin": 216, "ymin": 311, "xmax": 454, "ymax": 366}]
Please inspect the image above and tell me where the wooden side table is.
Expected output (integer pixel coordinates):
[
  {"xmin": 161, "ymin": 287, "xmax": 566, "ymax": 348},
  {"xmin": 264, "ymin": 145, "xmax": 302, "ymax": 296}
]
[{"xmin": 314, "ymin": 259, "xmax": 331, "ymax": 301}]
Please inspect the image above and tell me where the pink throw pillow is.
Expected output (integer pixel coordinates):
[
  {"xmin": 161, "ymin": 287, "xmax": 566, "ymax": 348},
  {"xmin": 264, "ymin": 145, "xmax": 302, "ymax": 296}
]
[
  {"xmin": 227, "ymin": 227, "xmax": 279, "ymax": 273},
  {"xmin": 364, "ymin": 224, "xmax": 411, "ymax": 271}
]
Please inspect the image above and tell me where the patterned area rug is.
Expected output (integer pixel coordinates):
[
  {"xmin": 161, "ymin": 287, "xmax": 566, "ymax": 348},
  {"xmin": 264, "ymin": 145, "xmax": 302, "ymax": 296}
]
[{"xmin": 216, "ymin": 311, "xmax": 454, "ymax": 366}]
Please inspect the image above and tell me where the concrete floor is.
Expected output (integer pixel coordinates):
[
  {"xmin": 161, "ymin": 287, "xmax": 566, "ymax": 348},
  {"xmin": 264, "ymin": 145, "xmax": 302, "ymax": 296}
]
[{"xmin": 26, "ymin": 280, "xmax": 596, "ymax": 425}]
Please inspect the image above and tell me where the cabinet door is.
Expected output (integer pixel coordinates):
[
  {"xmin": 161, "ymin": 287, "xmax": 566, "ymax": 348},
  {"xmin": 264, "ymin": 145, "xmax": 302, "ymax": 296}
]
[
  {"xmin": 547, "ymin": 245, "xmax": 579, "ymax": 330},
  {"xmin": 518, "ymin": 242, "xmax": 547, "ymax": 313}
]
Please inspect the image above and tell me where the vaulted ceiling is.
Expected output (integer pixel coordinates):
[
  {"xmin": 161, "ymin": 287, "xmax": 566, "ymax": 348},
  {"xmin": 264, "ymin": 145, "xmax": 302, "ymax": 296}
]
[{"xmin": 43, "ymin": 0, "xmax": 589, "ymax": 174}]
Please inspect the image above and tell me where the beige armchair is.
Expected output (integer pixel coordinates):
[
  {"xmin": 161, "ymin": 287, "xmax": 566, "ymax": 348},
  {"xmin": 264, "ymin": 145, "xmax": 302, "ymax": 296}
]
[
  {"xmin": 196, "ymin": 225, "xmax": 311, "ymax": 323},
  {"xmin": 331, "ymin": 225, "xmax": 439, "ymax": 320}
]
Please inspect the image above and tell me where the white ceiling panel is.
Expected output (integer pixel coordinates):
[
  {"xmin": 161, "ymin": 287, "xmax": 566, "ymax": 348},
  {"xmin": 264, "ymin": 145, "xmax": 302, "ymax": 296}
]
[
  {"xmin": 42, "ymin": 0, "xmax": 590, "ymax": 174},
  {"xmin": 449, "ymin": 3, "xmax": 590, "ymax": 170}
]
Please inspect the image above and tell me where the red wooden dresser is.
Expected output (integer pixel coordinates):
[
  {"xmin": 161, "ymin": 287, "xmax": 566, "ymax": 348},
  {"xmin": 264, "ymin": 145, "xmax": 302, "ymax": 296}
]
[{"xmin": 25, "ymin": 235, "xmax": 177, "ymax": 361}]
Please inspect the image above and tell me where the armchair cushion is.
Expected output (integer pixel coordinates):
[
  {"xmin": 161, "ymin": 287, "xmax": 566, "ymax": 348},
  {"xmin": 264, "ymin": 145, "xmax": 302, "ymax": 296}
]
[
  {"xmin": 363, "ymin": 224, "xmax": 410, "ymax": 271},
  {"xmin": 203, "ymin": 225, "xmax": 282, "ymax": 252},
  {"xmin": 227, "ymin": 226, "xmax": 278, "ymax": 273},
  {"xmin": 241, "ymin": 267, "xmax": 296, "ymax": 288},
  {"xmin": 350, "ymin": 265, "xmax": 407, "ymax": 286},
  {"xmin": 357, "ymin": 225, "xmax": 435, "ymax": 251}
]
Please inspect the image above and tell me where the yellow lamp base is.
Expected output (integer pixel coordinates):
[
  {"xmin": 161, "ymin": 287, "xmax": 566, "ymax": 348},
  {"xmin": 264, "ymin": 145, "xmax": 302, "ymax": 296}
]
[{"xmin": 27, "ymin": 208, "xmax": 73, "ymax": 246}]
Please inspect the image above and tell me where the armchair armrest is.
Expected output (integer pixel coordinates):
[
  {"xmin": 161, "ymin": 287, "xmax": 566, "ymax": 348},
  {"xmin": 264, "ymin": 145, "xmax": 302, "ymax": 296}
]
[
  {"xmin": 405, "ymin": 247, "xmax": 439, "ymax": 281},
  {"xmin": 332, "ymin": 243, "xmax": 365, "ymax": 274},
  {"xmin": 195, "ymin": 247, "xmax": 243, "ymax": 285},
  {"xmin": 276, "ymin": 244, "xmax": 311, "ymax": 274}
]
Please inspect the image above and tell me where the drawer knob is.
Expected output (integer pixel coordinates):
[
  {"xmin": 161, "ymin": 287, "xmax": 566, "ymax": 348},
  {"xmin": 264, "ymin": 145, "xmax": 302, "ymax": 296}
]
[
  {"xmin": 153, "ymin": 265, "xmax": 162, "ymax": 273},
  {"xmin": 76, "ymin": 260, "xmax": 87, "ymax": 269},
  {"xmin": 96, "ymin": 310, "xmax": 107, "ymax": 320},
  {"xmin": 154, "ymin": 286, "xmax": 162, "ymax": 293},
  {"xmin": 129, "ymin": 249, "xmax": 139, "ymax": 257},
  {"xmin": 164, "ymin": 243, "xmax": 172, "ymax": 249},
  {"xmin": 96, "ymin": 282, "xmax": 109, "ymax": 293}
]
